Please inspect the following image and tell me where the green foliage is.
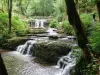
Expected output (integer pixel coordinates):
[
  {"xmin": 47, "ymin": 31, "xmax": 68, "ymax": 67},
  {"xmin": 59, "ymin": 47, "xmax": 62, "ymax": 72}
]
[
  {"xmin": 12, "ymin": 16, "xmax": 28, "ymax": 36},
  {"xmin": 53, "ymin": 0, "xmax": 66, "ymax": 17},
  {"xmin": 90, "ymin": 22, "xmax": 100, "ymax": 55},
  {"xmin": 49, "ymin": 19, "xmax": 73, "ymax": 35},
  {"xmin": 80, "ymin": 13, "xmax": 94, "ymax": 36},
  {"xmin": 75, "ymin": 56, "xmax": 99, "ymax": 75},
  {"xmin": 61, "ymin": 21, "xmax": 73, "ymax": 35},
  {"xmin": 0, "ymin": 13, "xmax": 8, "ymax": 33},
  {"xmin": 79, "ymin": 0, "xmax": 95, "ymax": 13},
  {"xmin": 49, "ymin": 19, "xmax": 58, "ymax": 28},
  {"xmin": 12, "ymin": 0, "xmax": 66, "ymax": 17},
  {"xmin": 17, "ymin": 0, "xmax": 54, "ymax": 16},
  {"xmin": 0, "ymin": 12, "xmax": 28, "ymax": 44}
]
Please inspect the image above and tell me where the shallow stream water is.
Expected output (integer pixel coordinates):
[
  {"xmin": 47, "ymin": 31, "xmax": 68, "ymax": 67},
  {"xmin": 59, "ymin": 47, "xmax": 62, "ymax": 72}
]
[{"xmin": 2, "ymin": 51, "xmax": 62, "ymax": 75}]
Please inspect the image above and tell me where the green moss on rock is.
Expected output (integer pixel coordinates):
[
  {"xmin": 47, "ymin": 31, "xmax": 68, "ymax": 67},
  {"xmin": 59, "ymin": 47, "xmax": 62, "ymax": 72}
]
[
  {"xmin": 1, "ymin": 37, "xmax": 28, "ymax": 50},
  {"xmin": 32, "ymin": 41, "xmax": 71, "ymax": 63},
  {"xmin": 28, "ymin": 28, "xmax": 47, "ymax": 34}
]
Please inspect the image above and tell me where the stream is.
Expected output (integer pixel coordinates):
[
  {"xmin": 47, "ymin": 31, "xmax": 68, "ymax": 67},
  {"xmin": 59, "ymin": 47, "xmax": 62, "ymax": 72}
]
[
  {"xmin": 1, "ymin": 28, "xmax": 77, "ymax": 75},
  {"xmin": 2, "ymin": 51, "xmax": 62, "ymax": 75}
]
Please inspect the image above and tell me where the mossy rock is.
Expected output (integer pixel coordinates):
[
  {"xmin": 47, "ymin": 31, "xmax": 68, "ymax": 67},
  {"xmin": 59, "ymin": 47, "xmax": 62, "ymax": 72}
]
[
  {"xmin": 1, "ymin": 37, "xmax": 28, "ymax": 50},
  {"xmin": 48, "ymin": 35, "xmax": 59, "ymax": 40},
  {"xmin": 32, "ymin": 41, "xmax": 71, "ymax": 63},
  {"xmin": 28, "ymin": 28, "xmax": 47, "ymax": 34}
]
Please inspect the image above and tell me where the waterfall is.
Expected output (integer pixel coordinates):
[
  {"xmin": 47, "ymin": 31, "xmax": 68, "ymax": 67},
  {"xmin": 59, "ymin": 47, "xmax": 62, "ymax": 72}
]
[
  {"xmin": 35, "ymin": 19, "xmax": 40, "ymax": 28},
  {"xmin": 57, "ymin": 51, "xmax": 76, "ymax": 75},
  {"xmin": 35, "ymin": 19, "xmax": 46, "ymax": 28},
  {"xmin": 16, "ymin": 40, "xmax": 36, "ymax": 55}
]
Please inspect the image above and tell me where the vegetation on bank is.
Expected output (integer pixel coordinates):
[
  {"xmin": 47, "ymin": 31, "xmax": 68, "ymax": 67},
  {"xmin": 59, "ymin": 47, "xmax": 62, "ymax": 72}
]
[
  {"xmin": 0, "ymin": 13, "xmax": 28, "ymax": 36},
  {"xmin": 0, "ymin": 12, "xmax": 28, "ymax": 47}
]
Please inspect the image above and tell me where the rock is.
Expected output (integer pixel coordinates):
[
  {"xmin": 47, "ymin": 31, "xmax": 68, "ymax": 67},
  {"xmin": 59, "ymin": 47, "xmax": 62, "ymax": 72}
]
[
  {"xmin": 67, "ymin": 36, "xmax": 77, "ymax": 40},
  {"xmin": 32, "ymin": 41, "xmax": 71, "ymax": 63},
  {"xmin": 28, "ymin": 28, "xmax": 47, "ymax": 34},
  {"xmin": 1, "ymin": 37, "xmax": 29, "ymax": 50},
  {"xmin": 48, "ymin": 35, "xmax": 59, "ymax": 40}
]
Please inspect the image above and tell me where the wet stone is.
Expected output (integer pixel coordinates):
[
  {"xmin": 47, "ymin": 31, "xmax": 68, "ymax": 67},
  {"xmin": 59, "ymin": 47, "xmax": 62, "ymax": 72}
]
[{"xmin": 2, "ymin": 52, "xmax": 61, "ymax": 75}]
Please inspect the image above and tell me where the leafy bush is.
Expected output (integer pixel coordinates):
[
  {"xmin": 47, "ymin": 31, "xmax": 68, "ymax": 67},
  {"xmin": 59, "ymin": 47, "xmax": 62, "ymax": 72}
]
[
  {"xmin": 49, "ymin": 19, "xmax": 58, "ymax": 28},
  {"xmin": 12, "ymin": 16, "xmax": 28, "ymax": 36},
  {"xmin": 80, "ymin": 13, "xmax": 94, "ymax": 36},
  {"xmin": 74, "ymin": 56, "xmax": 99, "ymax": 75},
  {"xmin": 0, "ymin": 12, "xmax": 28, "ymax": 45},
  {"xmin": 90, "ymin": 22, "xmax": 100, "ymax": 55},
  {"xmin": 61, "ymin": 21, "xmax": 73, "ymax": 35},
  {"xmin": 0, "ymin": 13, "xmax": 9, "ymax": 34},
  {"xmin": 0, "ymin": 12, "xmax": 28, "ymax": 37}
]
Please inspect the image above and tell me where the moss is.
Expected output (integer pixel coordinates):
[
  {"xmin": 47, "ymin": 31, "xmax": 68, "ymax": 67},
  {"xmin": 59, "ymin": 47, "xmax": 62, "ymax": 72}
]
[
  {"xmin": 2, "ymin": 54, "xmax": 24, "ymax": 75},
  {"xmin": 32, "ymin": 41, "xmax": 71, "ymax": 63},
  {"xmin": 48, "ymin": 35, "xmax": 59, "ymax": 40},
  {"xmin": 1, "ymin": 37, "xmax": 28, "ymax": 50},
  {"xmin": 28, "ymin": 28, "xmax": 47, "ymax": 34}
]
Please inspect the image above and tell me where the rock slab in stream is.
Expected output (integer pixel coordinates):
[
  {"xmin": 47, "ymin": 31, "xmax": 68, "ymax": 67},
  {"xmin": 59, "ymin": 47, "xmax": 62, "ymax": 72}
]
[
  {"xmin": 32, "ymin": 41, "xmax": 71, "ymax": 63},
  {"xmin": 1, "ymin": 37, "xmax": 30, "ymax": 50}
]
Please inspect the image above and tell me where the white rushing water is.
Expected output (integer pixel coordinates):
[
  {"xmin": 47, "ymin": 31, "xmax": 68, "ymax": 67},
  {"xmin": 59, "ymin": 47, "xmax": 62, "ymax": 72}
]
[
  {"xmin": 57, "ymin": 51, "xmax": 76, "ymax": 75},
  {"xmin": 16, "ymin": 40, "xmax": 37, "ymax": 55},
  {"xmin": 35, "ymin": 19, "xmax": 46, "ymax": 28},
  {"xmin": 46, "ymin": 28, "xmax": 58, "ymax": 36},
  {"xmin": 4, "ymin": 50, "xmax": 76, "ymax": 75},
  {"xmin": 16, "ymin": 37, "xmax": 49, "ymax": 55}
]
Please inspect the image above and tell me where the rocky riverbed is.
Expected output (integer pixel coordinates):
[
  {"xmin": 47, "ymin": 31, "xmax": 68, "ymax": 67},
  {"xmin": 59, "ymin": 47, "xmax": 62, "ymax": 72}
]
[{"xmin": 2, "ymin": 51, "xmax": 62, "ymax": 75}]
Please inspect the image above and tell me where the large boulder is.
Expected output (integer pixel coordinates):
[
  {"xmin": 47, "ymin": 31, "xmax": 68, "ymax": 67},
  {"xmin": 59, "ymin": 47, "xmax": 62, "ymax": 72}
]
[{"xmin": 32, "ymin": 41, "xmax": 71, "ymax": 63}]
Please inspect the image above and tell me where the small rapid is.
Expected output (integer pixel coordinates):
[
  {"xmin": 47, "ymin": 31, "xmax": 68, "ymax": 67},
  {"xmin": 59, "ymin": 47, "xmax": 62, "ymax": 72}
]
[
  {"xmin": 16, "ymin": 28, "xmax": 58, "ymax": 55},
  {"xmin": 16, "ymin": 40, "xmax": 37, "ymax": 55},
  {"xmin": 57, "ymin": 51, "xmax": 76, "ymax": 75}
]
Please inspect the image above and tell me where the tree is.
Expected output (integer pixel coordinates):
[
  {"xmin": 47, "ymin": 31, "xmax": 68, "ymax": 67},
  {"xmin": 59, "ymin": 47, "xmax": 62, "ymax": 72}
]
[
  {"xmin": 0, "ymin": 54, "xmax": 8, "ymax": 75},
  {"xmin": 65, "ymin": 0, "xmax": 91, "ymax": 62},
  {"xmin": 8, "ymin": 0, "xmax": 12, "ymax": 33},
  {"xmin": 75, "ymin": 0, "xmax": 79, "ymax": 13},
  {"xmin": 96, "ymin": 0, "xmax": 100, "ymax": 21},
  {"xmin": 0, "ymin": 0, "xmax": 8, "ymax": 12}
]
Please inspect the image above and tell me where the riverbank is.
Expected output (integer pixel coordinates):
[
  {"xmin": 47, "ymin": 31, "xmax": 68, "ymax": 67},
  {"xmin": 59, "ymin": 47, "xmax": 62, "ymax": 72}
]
[{"xmin": 0, "ymin": 49, "xmax": 11, "ymax": 54}]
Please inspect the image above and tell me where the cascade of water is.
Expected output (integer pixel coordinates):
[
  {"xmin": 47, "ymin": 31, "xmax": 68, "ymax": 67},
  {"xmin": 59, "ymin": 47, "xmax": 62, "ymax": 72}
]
[
  {"xmin": 35, "ymin": 19, "xmax": 46, "ymax": 28},
  {"xmin": 46, "ymin": 28, "xmax": 58, "ymax": 36},
  {"xmin": 41, "ymin": 19, "xmax": 46, "ymax": 28},
  {"xmin": 57, "ymin": 51, "xmax": 76, "ymax": 75},
  {"xmin": 35, "ymin": 19, "xmax": 40, "ymax": 28},
  {"xmin": 16, "ymin": 40, "xmax": 36, "ymax": 55}
]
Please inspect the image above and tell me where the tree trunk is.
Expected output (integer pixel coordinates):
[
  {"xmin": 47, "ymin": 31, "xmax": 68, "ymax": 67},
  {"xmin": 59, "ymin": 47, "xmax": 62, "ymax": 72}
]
[
  {"xmin": 75, "ymin": 0, "xmax": 79, "ymax": 13},
  {"xmin": 96, "ymin": 1, "xmax": 100, "ymax": 22},
  {"xmin": 0, "ymin": 54, "xmax": 8, "ymax": 75},
  {"xmin": 8, "ymin": 0, "xmax": 12, "ymax": 33},
  {"xmin": 65, "ymin": 0, "xmax": 91, "ymax": 62}
]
